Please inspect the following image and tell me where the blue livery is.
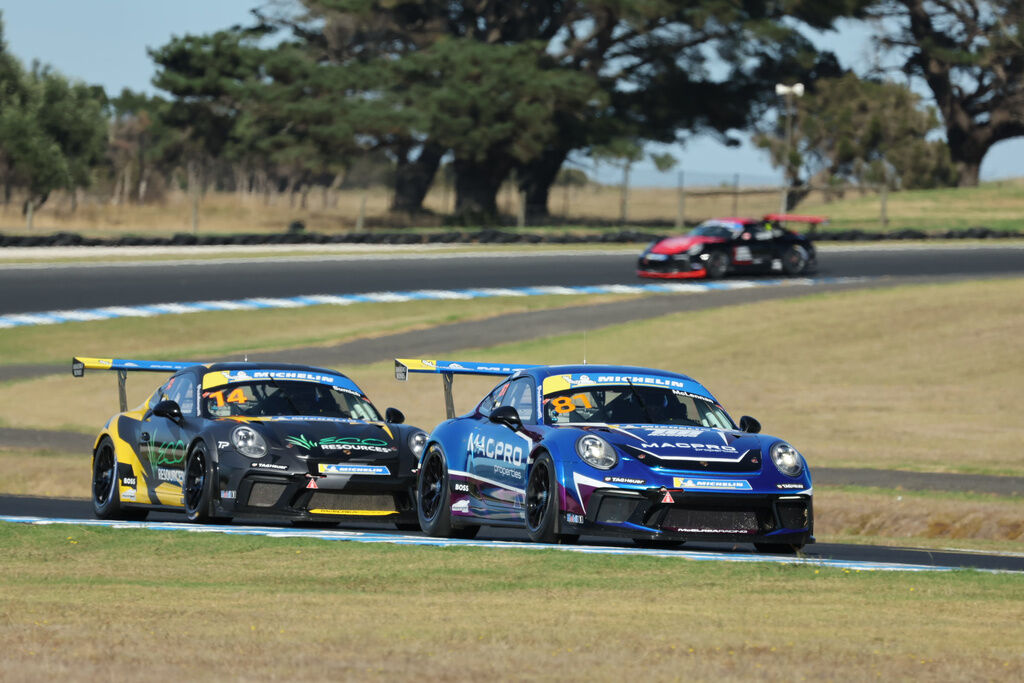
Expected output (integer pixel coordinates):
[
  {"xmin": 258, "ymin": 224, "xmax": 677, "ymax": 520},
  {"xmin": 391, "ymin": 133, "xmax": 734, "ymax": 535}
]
[{"xmin": 396, "ymin": 359, "xmax": 813, "ymax": 552}]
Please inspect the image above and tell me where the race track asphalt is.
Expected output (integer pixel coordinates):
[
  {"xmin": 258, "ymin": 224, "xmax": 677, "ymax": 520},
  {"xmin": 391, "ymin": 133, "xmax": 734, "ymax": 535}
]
[
  {"xmin": 1, "ymin": 244, "xmax": 1022, "ymax": 570},
  {"xmin": 2, "ymin": 243, "xmax": 1023, "ymax": 315}
]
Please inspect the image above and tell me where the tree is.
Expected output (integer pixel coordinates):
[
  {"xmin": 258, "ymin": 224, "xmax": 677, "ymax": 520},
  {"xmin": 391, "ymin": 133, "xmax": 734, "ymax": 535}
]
[
  {"xmin": 756, "ymin": 73, "xmax": 955, "ymax": 202},
  {"xmin": 0, "ymin": 16, "xmax": 107, "ymax": 225},
  {"xmin": 871, "ymin": 0, "xmax": 1024, "ymax": 186},
  {"xmin": 271, "ymin": 1, "xmax": 876, "ymax": 221},
  {"xmin": 396, "ymin": 38, "xmax": 602, "ymax": 221}
]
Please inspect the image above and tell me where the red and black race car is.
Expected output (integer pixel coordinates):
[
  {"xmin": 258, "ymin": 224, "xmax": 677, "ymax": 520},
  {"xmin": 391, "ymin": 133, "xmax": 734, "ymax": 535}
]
[{"xmin": 637, "ymin": 214, "xmax": 821, "ymax": 279}]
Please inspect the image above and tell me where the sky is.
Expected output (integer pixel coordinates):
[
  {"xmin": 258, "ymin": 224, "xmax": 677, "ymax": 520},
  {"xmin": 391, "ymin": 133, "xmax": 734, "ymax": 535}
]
[{"xmin": 2, "ymin": 1, "xmax": 1020, "ymax": 187}]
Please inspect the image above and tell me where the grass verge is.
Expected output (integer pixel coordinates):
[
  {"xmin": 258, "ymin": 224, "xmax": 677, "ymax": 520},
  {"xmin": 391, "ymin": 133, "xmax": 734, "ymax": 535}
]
[
  {"xmin": 4, "ymin": 178, "xmax": 1023, "ymax": 236},
  {"xmin": 0, "ymin": 293, "xmax": 635, "ymax": 368},
  {"xmin": 1, "ymin": 279, "xmax": 1021, "ymax": 476},
  {"xmin": 0, "ymin": 448, "xmax": 90, "ymax": 499},
  {"xmin": 347, "ymin": 277, "xmax": 1024, "ymax": 476},
  {"xmin": 0, "ymin": 523, "xmax": 1021, "ymax": 681}
]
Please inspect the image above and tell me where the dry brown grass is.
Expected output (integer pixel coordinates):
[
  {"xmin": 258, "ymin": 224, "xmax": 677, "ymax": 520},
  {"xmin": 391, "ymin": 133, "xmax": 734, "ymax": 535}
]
[
  {"xmin": 815, "ymin": 487, "xmax": 1024, "ymax": 544},
  {"xmin": 2, "ymin": 279, "xmax": 1021, "ymax": 476},
  {"xmin": 352, "ymin": 278, "xmax": 1024, "ymax": 476},
  {"xmin": 4, "ymin": 177, "xmax": 1022, "ymax": 235},
  {"xmin": 0, "ymin": 523, "xmax": 1021, "ymax": 681},
  {"xmin": 0, "ymin": 449, "xmax": 91, "ymax": 499}
]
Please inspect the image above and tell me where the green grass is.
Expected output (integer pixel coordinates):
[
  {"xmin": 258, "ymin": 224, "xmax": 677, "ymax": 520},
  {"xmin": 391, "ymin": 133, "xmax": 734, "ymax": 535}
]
[{"xmin": 0, "ymin": 523, "xmax": 1021, "ymax": 680}]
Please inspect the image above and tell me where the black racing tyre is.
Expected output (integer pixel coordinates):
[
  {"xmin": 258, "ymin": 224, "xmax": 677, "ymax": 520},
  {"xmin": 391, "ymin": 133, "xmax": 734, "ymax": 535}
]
[
  {"xmin": 632, "ymin": 538, "xmax": 685, "ymax": 549},
  {"xmin": 525, "ymin": 453, "xmax": 577, "ymax": 544},
  {"xmin": 705, "ymin": 250, "xmax": 730, "ymax": 279},
  {"xmin": 780, "ymin": 245, "xmax": 809, "ymax": 276},
  {"xmin": 417, "ymin": 445, "xmax": 456, "ymax": 537},
  {"xmin": 754, "ymin": 542, "xmax": 804, "ymax": 554},
  {"xmin": 92, "ymin": 437, "xmax": 147, "ymax": 521},
  {"xmin": 183, "ymin": 442, "xmax": 216, "ymax": 523}
]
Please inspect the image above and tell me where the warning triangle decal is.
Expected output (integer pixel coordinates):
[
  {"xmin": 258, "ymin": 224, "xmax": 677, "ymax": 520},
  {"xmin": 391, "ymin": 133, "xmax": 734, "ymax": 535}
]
[{"xmin": 306, "ymin": 478, "xmax": 318, "ymax": 489}]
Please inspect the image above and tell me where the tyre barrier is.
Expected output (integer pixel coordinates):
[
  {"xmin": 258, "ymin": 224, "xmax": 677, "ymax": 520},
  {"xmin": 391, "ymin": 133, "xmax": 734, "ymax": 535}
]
[{"xmin": 0, "ymin": 226, "xmax": 1021, "ymax": 248}]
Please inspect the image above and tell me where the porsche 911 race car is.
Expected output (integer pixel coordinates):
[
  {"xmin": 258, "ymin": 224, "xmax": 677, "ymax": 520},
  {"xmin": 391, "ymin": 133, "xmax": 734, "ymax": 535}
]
[
  {"xmin": 637, "ymin": 213, "xmax": 821, "ymax": 279},
  {"xmin": 395, "ymin": 359, "xmax": 813, "ymax": 553},
  {"xmin": 73, "ymin": 357, "xmax": 427, "ymax": 527}
]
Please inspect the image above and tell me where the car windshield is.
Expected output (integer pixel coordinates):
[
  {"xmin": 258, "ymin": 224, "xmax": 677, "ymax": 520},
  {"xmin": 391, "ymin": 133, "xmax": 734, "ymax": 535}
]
[
  {"xmin": 691, "ymin": 221, "xmax": 742, "ymax": 239},
  {"xmin": 200, "ymin": 380, "xmax": 381, "ymax": 421},
  {"xmin": 543, "ymin": 385, "xmax": 735, "ymax": 429}
]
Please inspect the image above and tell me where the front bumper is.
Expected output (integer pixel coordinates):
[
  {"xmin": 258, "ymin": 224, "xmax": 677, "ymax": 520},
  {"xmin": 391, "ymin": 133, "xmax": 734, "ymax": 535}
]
[
  {"xmin": 218, "ymin": 470, "xmax": 418, "ymax": 523},
  {"xmin": 563, "ymin": 488, "xmax": 813, "ymax": 545},
  {"xmin": 637, "ymin": 254, "xmax": 706, "ymax": 279}
]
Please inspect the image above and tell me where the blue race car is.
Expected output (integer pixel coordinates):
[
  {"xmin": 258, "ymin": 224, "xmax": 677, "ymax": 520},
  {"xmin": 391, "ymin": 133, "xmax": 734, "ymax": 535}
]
[{"xmin": 395, "ymin": 359, "xmax": 813, "ymax": 553}]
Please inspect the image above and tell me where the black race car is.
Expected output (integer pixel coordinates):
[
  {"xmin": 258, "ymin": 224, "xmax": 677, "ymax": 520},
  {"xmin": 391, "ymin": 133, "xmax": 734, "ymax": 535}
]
[
  {"xmin": 637, "ymin": 213, "xmax": 821, "ymax": 279},
  {"xmin": 73, "ymin": 357, "xmax": 427, "ymax": 528}
]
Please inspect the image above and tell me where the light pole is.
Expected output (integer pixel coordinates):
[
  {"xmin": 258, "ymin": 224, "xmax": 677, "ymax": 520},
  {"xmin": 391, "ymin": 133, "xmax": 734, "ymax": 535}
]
[{"xmin": 775, "ymin": 82, "xmax": 804, "ymax": 213}]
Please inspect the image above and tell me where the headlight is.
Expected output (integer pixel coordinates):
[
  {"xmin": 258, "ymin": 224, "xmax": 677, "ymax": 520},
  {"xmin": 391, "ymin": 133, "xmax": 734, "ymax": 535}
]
[
  {"xmin": 231, "ymin": 425, "xmax": 267, "ymax": 458},
  {"xmin": 770, "ymin": 442, "xmax": 803, "ymax": 477},
  {"xmin": 575, "ymin": 434, "xmax": 618, "ymax": 470},
  {"xmin": 686, "ymin": 243, "xmax": 704, "ymax": 255},
  {"xmin": 408, "ymin": 431, "xmax": 427, "ymax": 458}
]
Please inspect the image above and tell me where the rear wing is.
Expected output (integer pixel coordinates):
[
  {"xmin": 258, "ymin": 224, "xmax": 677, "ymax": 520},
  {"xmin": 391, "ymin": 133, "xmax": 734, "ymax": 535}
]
[
  {"xmin": 72, "ymin": 356, "xmax": 196, "ymax": 412},
  {"xmin": 394, "ymin": 358, "xmax": 539, "ymax": 419},
  {"xmin": 763, "ymin": 213, "xmax": 828, "ymax": 226}
]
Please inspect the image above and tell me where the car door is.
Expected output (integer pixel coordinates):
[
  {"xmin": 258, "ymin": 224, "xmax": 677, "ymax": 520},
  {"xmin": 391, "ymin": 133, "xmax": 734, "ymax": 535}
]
[
  {"xmin": 466, "ymin": 377, "xmax": 535, "ymax": 522},
  {"xmin": 141, "ymin": 371, "xmax": 196, "ymax": 506}
]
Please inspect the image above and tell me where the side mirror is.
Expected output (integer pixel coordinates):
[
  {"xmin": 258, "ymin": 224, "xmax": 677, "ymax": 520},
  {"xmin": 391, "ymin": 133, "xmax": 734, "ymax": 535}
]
[
  {"xmin": 490, "ymin": 405, "xmax": 523, "ymax": 432},
  {"xmin": 385, "ymin": 407, "xmax": 405, "ymax": 424},
  {"xmin": 152, "ymin": 400, "xmax": 183, "ymax": 423},
  {"xmin": 739, "ymin": 415, "xmax": 761, "ymax": 434}
]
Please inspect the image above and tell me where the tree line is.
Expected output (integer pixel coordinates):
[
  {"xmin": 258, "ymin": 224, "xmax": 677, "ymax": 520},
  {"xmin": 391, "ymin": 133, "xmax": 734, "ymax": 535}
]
[{"xmin": 1, "ymin": 1, "xmax": 1021, "ymax": 228}]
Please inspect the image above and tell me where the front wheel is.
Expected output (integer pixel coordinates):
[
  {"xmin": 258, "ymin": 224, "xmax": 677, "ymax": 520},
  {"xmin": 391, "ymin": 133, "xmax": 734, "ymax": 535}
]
[
  {"xmin": 184, "ymin": 443, "xmax": 216, "ymax": 523},
  {"xmin": 525, "ymin": 453, "xmax": 577, "ymax": 544},
  {"xmin": 92, "ymin": 437, "xmax": 147, "ymax": 521},
  {"xmin": 705, "ymin": 250, "xmax": 730, "ymax": 279}
]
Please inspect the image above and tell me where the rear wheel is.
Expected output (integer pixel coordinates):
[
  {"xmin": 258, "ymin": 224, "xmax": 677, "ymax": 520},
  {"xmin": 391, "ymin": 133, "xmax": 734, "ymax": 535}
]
[
  {"xmin": 705, "ymin": 250, "xmax": 730, "ymax": 279},
  {"xmin": 525, "ymin": 453, "xmax": 578, "ymax": 544},
  {"xmin": 184, "ymin": 443, "xmax": 216, "ymax": 523},
  {"xmin": 781, "ymin": 245, "xmax": 809, "ymax": 276},
  {"xmin": 417, "ymin": 445, "xmax": 479, "ymax": 538},
  {"xmin": 92, "ymin": 437, "xmax": 147, "ymax": 521}
]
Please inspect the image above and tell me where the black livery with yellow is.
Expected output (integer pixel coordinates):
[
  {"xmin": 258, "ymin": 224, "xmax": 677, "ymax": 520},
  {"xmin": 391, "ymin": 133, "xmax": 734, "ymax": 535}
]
[{"xmin": 73, "ymin": 357, "xmax": 426, "ymax": 527}]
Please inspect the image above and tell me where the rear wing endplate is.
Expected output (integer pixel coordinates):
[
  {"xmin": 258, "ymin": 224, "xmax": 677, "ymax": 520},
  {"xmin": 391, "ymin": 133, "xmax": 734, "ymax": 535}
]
[
  {"xmin": 72, "ymin": 356, "xmax": 196, "ymax": 412},
  {"xmin": 394, "ymin": 358, "xmax": 539, "ymax": 419}
]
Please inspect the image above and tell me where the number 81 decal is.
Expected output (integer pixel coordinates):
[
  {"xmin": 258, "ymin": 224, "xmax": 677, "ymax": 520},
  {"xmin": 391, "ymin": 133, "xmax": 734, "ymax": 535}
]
[{"xmin": 549, "ymin": 393, "xmax": 593, "ymax": 413}]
